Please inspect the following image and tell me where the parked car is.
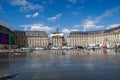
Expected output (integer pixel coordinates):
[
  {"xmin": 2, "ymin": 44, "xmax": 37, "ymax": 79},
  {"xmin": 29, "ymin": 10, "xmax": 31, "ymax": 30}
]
[
  {"xmin": 76, "ymin": 46, "xmax": 84, "ymax": 49},
  {"xmin": 21, "ymin": 47, "xmax": 28, "ymax": 50},
  {"xmin": 107, "ymin": 46, "xmax": 114, "ymax": 49},
  {"xmin": 35, "ymin": 47, "xmax": 44, "ymax": 50},
  {"xmin": 62, "ymin": 46, "xmax": 72, "ymax": 49},
  {"xmin": 51, "ymin": 47, "xmax": 60, "ymax": 50}
]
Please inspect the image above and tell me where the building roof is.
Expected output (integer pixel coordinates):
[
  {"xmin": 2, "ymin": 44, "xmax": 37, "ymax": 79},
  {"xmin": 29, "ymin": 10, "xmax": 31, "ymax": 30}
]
[
  {"xmin": 25, "ymin": 31, "xmax": 48, "ymax": 36},
  {"xmin": 88, "ymin": 30, "xmax": 103, "ymax": 34},
  {"xmin": 0, "ymin": 20, "xmax": 14, "ymax": 31},
  {"xmin": 14, "ymin": 30, "xmax": 26, "ymax": 32},
  {"xmin": 69, "ymin": 26, "xmax": 120, "ymax": 36},
  {"xmin": 104, "ymin": 26, "xmax": 120, "ymax": 33},
  {"xmin": 69, "ymin": 31, "xmax": 88, "ymax": 35}
]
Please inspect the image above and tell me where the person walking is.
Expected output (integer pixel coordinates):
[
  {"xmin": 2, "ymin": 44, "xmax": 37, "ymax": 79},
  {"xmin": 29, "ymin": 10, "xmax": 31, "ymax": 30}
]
[
  {"xmin": 92, "ymin": 46, "xmax": 95, "ymax": 51},
  {"xmin": 115, "ymin": 44, "xmax": 118, "ymax": 53}
]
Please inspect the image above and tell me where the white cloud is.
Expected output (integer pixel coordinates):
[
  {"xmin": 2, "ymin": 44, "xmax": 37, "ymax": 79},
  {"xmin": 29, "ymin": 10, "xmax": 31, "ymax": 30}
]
[
  {"xmin": 62, "ymin": 28, "xmax": 79, "ymax": 33},
  {"xmin": 71, "ymin": 29, "xmax": 79, "ymax": 31},
  {"xmin": 73, "ymin": 7, "xmax": 120, "ymax": 31},
  {"xmin": 26, "ymin": 14, "xmax": 31, "ymax": 18},
  {"xmin": 62, "ymin": 28, "xmax": 70, "ymax": 33},
  {"xmin": 109, "ymin": 24, "xmax": 120, "ymax": 28},
  {"xmin": 61, "ymin": 28, "xmax": 79, "ymax": 38},
  {"xmin": 24, "ymin": 27, "xmax": 29, "ymax": 30},
  {"xmin": 22, "ymin": 23, "xmax": 54, "ymax": 31},
  {"xmin": 95, "ymin": 7, "xmax": 120, "ymax": 23},
  {"xmin": 83, "ymin": 29, "xmax": 86, "ymax": 31},
  {"xmin": 106, "ymin": 24, "xmax": 120, "ymax": 29},
  {"xmin": 11, "ymin": 0, "xmax": 27, "ymax": 6},
  {"xmin": 83, "ymin": 19, "xmax": 104, "ymax": 30},
  {"xmin": 47, "ymin": 13, "xmax": 62, "ymax": 22},
  {"xmin": 33, "ymin": 12, "xmax": 39, "ymax": 17},
  {"xmin": 73, "ymin": 24, "xmax": 81, "ymax": 28},
  {"xmin": 10, "ymin": 0, "xmax": 44, "ymax": 12},
  {"xmin": 26, "ymin": 12, "xmax": 39, "ymax": 18}
]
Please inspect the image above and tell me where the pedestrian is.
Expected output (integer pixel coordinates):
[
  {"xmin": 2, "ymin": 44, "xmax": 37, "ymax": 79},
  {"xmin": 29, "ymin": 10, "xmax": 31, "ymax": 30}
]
[
  {"xmin": 92, "ymin": 46, "xmax": 95, "ymax": 51},
  {"xmin": 115, "ymin": 44, "xmax": 118, "ymax": 53},
  {"xmin": 118, "ymin": 45, "xmax": 120, "ymax": 52}
]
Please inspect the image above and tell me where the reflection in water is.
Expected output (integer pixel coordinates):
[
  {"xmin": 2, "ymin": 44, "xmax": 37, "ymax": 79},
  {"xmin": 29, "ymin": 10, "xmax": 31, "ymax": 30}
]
[
  {"xmin": 0, "ymin": 60, "xmax": 10, "ymax": 77},
  {"xmin": 66, "ymin": 49, "xmax": 120, "ymax": 56},
  {"xmin": 0, "ymin": 74, "xmax": 18, "ymax": 80},
  {"xmin": 0, "ymin": 61, "xmax": 10, "ymax": 70},
  {"xmin": 0, "ymin": 52, "xmax": 27, "ymax": 58},
  {"xmin": 0, "ymin": 49, "xmax": 120, "ymax": 80},
  {"xmin": 0, "ymin": 49, "xmax": 119, "ymax": 58},
  {"xmin": 103, "ymin": 49, "xmax": 107, "ymax": 56},
  {"xmin": 29, "ymin": 50, "xmax": 65, "ymax": 57}
]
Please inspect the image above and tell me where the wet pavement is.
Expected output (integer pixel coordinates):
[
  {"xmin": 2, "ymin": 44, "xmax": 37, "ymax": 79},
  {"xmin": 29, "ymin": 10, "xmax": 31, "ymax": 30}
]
[{"xmin": 0, "ymin": 49, "xmax": 120, "ymax": 80}]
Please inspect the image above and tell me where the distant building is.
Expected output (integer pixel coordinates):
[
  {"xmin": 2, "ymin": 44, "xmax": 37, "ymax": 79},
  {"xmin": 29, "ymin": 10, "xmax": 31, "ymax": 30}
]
[
  {"xmin": 67, "ymin": 26, "xmax": 120, "ymax": 47},
  {"xmin": 14, "ymin": 30, "xmax": 27, "ymax": 48},
  {"xmin": 49, "ymin": 28, "xmax": 65, "ymax": 47},
  {"xmin": 67, "ymin": 31, "xmax": 88, "ymax": 47},
  {"xmin": 26, "ymin": 31, "xmax": 48, "ymax": 47},
  {"xmin": 14, "ymin": 31, "xmax": 49, "ymax": 48},
  {"xmin": 0, "ymin": 20, "xmax": 120, "ymax": 49}
]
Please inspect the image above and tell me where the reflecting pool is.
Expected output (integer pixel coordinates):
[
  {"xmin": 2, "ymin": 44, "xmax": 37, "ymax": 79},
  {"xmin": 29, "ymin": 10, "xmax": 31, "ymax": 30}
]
[{"xmin": 0, "ymin": 49, "xmax": 120, "ymax": 80}]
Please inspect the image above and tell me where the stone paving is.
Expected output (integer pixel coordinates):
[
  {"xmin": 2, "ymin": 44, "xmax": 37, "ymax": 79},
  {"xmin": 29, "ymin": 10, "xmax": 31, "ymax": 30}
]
[{"xmin": 0, "ymin": 49, "xmax": 120, "ymax": 80}]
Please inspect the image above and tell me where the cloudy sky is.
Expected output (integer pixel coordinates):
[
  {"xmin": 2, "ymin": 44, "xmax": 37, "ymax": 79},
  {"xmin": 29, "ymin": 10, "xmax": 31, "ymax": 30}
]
[{"xmin": 0, "ymin": 0, "xmax": 120, "ymax": 34}]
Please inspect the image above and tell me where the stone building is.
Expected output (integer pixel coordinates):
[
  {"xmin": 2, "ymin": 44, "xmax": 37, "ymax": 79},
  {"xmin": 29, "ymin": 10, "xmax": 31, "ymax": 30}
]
[
  {"xmin": 49, "ymin": 28, "xmax": 65, "ymax": 47},
  {"xmin": 67, "ymin": 26, "xmax": 120, "ymax": 47},
  {"xmin": 1, "ymin": 20, "xmax": 119, "ymax": 49},
  {"xmin": 14, "ymin": 31, "xmax": 49, "ymax": 48},
  {"xmin": 26, "ymin": 31, "xmax": 48, "ymax": 48},
  {"xmin": 67, "ymin": 31, "xmax": 88, "ymax": 47},
  {"xmin": 14, "ymin": 30, "xmax": 27, "ymax": 48}
]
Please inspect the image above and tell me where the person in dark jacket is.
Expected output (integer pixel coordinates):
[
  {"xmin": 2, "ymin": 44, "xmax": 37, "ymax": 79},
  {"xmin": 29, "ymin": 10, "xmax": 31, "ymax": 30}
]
[{"xmin": 115, "ymin": 44, "xmax": 118, "ymax": 53}]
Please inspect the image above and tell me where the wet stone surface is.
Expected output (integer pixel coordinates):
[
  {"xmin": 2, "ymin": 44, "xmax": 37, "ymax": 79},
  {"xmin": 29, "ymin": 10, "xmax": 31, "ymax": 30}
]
[{"xmin": 0, "ymin": 49, "xmax": 120, "ymax": 80}]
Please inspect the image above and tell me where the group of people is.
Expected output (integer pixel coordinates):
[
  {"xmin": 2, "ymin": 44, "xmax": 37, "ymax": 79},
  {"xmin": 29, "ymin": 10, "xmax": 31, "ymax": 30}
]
[{"xmin": 88, "ymin": 44, "xmax": 120, "ymax": 53}]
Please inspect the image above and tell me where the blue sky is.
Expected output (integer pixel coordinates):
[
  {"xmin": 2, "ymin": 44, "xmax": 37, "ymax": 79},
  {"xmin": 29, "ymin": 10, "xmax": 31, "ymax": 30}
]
[{"xmin": 0, "ymin": 0, "xmax": 120, "ymax": 34}]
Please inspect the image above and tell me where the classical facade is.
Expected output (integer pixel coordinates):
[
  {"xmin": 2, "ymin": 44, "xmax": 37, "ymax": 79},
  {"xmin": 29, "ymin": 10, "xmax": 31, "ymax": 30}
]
[
  {"xmin": 14, "ymin": 31, "xmax": 49, "ymax": 48},
  {"xmin": 49, "ymin": 32, "xmax": 64, "ymax": 47},
  {"xmin": 0, "ymin": 20, "xmax": 120, "ymax": 49},
  {"xmin": 67, "ymin": 26, "xmax": 120, "ymax": 47},
  {"xmin": 0, "ymin": 21, "xmax": 14, "ymax": 49},
  {"xmin": 26, "ymin": 31, "xmax": 48, "ymax": 47},
  {"xmin": 49, "ymin": 29, "xmax": 64, "ymax": 47},
  {"xmin": 67, "ymin": 31, "xmax": 88, "ymax": 47},
  {"xmin": 14, "ymin": 30, "xmax": 27, "ymax": 48},
  {"xmin": 14, "ymin": 30, "xmax": 65, "ymax": 48}
]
